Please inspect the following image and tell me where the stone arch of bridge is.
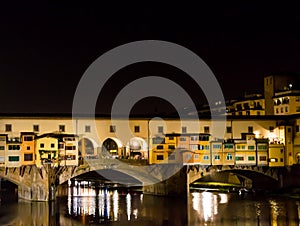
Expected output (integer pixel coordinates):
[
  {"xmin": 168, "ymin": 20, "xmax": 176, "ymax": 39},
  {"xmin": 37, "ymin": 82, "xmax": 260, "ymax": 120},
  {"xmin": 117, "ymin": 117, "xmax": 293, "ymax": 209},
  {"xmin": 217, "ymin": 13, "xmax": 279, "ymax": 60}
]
[
  {"xmin": 188, "ymin": 166, "xmax": 281, "ymax": 190},
  {"xmin": 223, "ymin": 169, "xmax": 280, "ymax": 190},
  {"xmin": 62, "ymin": 169, "xmax": 143, "ymax": 186},
  {"xmin": 0, "ymin": 174, "xmax": 21, "ymax": 187},
  {"xmin": 59, "ymin": 158, "xmax": 161, "ymax": 186}
]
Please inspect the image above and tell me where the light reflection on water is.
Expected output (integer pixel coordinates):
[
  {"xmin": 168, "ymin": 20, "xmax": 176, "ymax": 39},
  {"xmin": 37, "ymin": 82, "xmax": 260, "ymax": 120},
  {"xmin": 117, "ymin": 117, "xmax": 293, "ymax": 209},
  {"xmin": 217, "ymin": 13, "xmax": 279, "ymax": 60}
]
[
  {"xmin": 1, "ymin": 182, "xmax": 300, "ymax": 225},
  {"xmin": 65, "ymin": 182, "xmax": 146, "ymax": 224},
  {"xmin": 189, "ymin": 191, "xmax": 300, "ymax": 226}
]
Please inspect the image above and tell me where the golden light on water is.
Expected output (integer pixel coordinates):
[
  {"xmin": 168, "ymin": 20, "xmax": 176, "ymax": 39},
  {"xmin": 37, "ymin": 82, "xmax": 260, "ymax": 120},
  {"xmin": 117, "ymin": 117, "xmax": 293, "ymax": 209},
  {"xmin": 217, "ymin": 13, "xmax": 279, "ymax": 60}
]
[
  {"xmin": 67, "ymin": 181, "xmax": 140, "ymax": 222},
  {"xmin": 191, "ymin": 191, "xmax": 229, "ymax": 223}
]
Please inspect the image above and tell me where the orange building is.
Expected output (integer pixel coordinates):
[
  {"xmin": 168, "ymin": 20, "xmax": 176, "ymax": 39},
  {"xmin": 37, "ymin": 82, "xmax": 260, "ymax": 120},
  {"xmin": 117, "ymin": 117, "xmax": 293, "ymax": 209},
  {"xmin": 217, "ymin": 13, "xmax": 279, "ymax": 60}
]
[{"xmin": 21, "ymin": 132, "xmax": 36, "ymax": 165}]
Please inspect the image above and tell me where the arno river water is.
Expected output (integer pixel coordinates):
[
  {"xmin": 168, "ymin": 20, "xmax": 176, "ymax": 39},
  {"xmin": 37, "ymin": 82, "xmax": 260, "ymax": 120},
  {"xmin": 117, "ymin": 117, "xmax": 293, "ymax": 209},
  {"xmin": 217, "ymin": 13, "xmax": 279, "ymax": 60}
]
[{"xmin": 0, "ymin": 181, "xmax": 300, "ymax": 226}]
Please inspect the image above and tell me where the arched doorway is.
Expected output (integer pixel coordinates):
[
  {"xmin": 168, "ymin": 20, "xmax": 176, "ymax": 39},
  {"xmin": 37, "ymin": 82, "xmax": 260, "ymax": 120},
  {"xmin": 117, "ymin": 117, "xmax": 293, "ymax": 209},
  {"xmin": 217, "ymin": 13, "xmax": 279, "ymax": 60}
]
[
  {"xmin": 102, "ymin": 138, "xmax": 124, "ymax": 158},
  {"xmin": 127, "ymin": 137, "xmax": 148, "ymax": 159},
  {"xmin": 78, "ymin": 138, "xmax": 96, "ymax": 159}
]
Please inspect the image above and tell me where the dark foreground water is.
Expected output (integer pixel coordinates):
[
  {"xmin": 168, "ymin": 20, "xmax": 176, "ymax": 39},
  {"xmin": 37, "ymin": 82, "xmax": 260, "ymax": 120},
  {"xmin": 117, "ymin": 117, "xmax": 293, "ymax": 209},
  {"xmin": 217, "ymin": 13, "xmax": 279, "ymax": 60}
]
[{"xmin": 0, "ymin": 184, "xmax": 300, "ymax": 225}]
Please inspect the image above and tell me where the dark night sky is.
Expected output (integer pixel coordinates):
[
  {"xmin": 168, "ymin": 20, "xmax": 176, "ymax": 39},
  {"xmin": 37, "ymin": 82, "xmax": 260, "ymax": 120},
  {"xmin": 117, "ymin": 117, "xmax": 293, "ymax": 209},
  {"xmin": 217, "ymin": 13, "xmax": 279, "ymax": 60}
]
[{"xmin": 1, "ymin": 2, "xmax": 300, "ymax": 114}]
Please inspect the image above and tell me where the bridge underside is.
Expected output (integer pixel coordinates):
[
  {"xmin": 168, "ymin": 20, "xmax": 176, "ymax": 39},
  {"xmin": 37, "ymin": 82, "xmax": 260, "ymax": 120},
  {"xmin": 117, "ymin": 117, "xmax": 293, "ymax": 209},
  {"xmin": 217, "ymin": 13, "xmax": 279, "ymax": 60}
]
[
  {"xmin": 197, "ymin": 170, "xmax": 281, "ymax": 190},
  {"xmin": 66, "ymin": 170, "xmax": 143, "ymax": 186},
  {"xmin": 187, "ymin": 165, "xmax": 288, "ymax": 191}
]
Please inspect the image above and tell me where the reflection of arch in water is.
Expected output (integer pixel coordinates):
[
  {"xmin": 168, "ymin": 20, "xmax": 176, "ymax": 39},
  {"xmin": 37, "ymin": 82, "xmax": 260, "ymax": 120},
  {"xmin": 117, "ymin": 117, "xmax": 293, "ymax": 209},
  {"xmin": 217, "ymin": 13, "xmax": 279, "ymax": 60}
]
[
  {"xmin": 78, "ymin": 137, "xmax": 98, "ymax": 157},
  {"xmin": 127, "ymin": 137, "xmax": 148, "ymax": 159},
  {"xmin": 102, "ymin": 137, "xmax": 124, "ymax": 157}
]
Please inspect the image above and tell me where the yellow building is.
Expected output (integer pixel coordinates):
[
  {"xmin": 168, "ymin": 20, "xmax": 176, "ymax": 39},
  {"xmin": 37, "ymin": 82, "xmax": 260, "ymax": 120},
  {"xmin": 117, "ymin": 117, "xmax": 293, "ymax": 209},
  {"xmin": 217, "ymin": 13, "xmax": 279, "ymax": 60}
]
[
  {"xmin": 255, "ymin": 138, "xmax": 269, "ymax": 166},
  {"xmin": 273, "ymin": 90, "xmax": 300, "ymax": 115},
  {"xmin": 229, "ymin": 94, "xmax": 265, "ymax": 116},
  {"xmin": 268, "ymin": 143, "xmax": 285, "ymax": 167},
  {"xmin": 234, "ymin": 133, "xmax": 256, "ymax": 165},
  {"xmin": 222, "ymin": 140, "xmax": 235, "ymax": 165},
  {"xmin": 211, "ymin": 140, "xmax": 223, "ymax": 165},
  {"xmin": 35, "ymin": 134, "xmax": 59, "ymax": 167},
  {"xmin": 189, "ymin": 133, "xmax": 211, "ymax": 165}
]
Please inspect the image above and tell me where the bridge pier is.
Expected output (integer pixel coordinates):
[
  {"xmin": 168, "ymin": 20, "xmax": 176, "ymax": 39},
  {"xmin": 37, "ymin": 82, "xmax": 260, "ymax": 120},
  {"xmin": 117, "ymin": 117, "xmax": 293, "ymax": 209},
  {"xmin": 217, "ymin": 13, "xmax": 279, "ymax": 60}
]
[
  {"xmin": 0, "ymin": 165, "xmax": 64, "ymax": 202},
  {"xmin": 143, "ymin": 165, "xmax": 187, "ymax": 197},
  {"xmin": 18, "ymin": 184, "xmax": 49, "ymax": 201},
  {"xmin": 17, "ymin": 166, "xmax": 52, "ymax": 201}
]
